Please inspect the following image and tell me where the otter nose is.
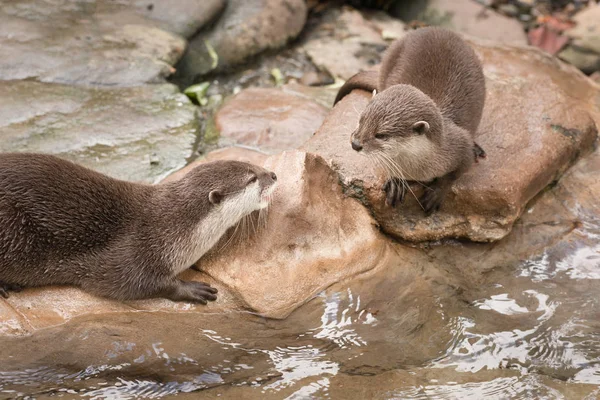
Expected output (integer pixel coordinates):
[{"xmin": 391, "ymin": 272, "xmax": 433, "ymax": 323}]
[
  {"xmin": 351, "ymin": 139, "xmax": 363, "ymax": 152},
  {"xmin": 270, "ymin": 172, "xmax": 277, "ymax": 181}
]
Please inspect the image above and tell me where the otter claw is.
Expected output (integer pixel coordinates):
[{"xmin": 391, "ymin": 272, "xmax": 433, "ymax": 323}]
[
  {"xmin": 473, "ymin": 142, "xmax": 486, "ymax": 163},
  {"xmin": 384, "ymin": 178, "xmax": 406, "ymax": 207},
  {"xmin": 170, "ymin": 280, "xmax": 218, "ymax": 304},
  {"xmin": 420, "ymin": 188, "xmax": 442, "ymax": 215},
  {"xmin": 0, "ymin": 282, "xmax": 23, "ymax": 299}
]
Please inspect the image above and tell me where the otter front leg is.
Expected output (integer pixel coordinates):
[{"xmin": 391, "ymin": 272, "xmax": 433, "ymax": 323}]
[
  {"xmin": 164, "ymin": 279, "xmax": 218, "ymax": 304},
  {"xmin": 420, "ymin": 174, "xmax": 457, "ymax": 215},
  {"xmin": 0, "ymin": 282, "xmax": 23, "ymax": 298},
  {"xmin": 384, "ymin": 177, "xmax": 406, "ymax": 207}
]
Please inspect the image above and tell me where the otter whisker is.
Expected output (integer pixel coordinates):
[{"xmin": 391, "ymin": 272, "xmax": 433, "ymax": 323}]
[{"xmin": 377, "ymin": 152, "xmax": 424, "ymax": 210}]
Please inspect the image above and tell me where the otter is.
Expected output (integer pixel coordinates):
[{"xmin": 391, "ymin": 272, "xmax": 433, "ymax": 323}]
[
  {"xmin": 334, "ymin": 27, "xmax": 486, "ymax": 214},
  {"xmin": 0, "ymin": 153, "xmax": 277, "ymax": 303}
]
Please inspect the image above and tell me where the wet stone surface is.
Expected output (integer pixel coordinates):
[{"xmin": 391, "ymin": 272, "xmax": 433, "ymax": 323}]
[{"xmin": 0, "ymin": 81, "xmax": 199, "ymax": 183}]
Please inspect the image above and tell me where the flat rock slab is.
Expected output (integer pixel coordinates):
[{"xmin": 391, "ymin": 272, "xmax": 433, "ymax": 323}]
[
  {"xmin": 215, "ymin": 87, "xmax": 329, "ymax": 153},
  {"xmin": 0, "ymin": 81, "xmax": 199, "ymax": 183},
  {"xmin": 0, "ymin": 1, "xmax": 189, "ymax": 86},
  {"xmin": 303, "ymin": 37, "xmax": 599, "ymax": 242}
]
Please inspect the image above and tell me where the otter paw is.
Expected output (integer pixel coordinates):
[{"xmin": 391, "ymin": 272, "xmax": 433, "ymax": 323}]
[
  {"xmin": 473, "ymin": 142, "xmax": 486, "ymax": 162},
  {"xmin": 383, "ymin": 178, "xmax": 406, "ymax": 207},
  {"xmin": 170, "ymin": 280, "xmax": 218, "ymax": 304},
  {"xmin": 0, "ymin": 282, "xmax": 23, "ymax": 299},
  {"xmin": 420, "ymin": 186, "xmax": 444, "ymax": 215}
]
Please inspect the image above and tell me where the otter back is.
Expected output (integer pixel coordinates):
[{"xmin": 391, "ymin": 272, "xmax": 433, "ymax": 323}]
[{"xmin": 378, "ymin": 27, "xmax": 485, "ymax": 135}]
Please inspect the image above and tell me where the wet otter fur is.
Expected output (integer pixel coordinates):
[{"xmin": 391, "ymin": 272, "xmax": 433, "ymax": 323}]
[
  {"xmin": 0, "ymin": 153, "xmax": 277, "ymax": 303},
  {"xmin": 335, "ymin": 27, "xmax": 486, "ymax": 214}
]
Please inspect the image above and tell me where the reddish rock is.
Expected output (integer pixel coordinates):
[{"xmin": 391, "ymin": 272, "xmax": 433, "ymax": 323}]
[
  {"xmin": 215, "ymin": 87, "xmax": 329, "ymax": 153},
  {"xmin": 303, "ymin": 36, "xmax": 599, "ymax": 242},
  {"xmin": 528, "ymin": 25, "xmax": 569, "ymax": 55}
]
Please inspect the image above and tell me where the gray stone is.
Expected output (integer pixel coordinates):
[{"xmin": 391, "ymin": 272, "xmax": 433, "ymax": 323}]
[
  {"xmin": 558, "ymin": 45, "xmax": 600, "ymax": 75},
  {"xmin": 566, "ymin": 3, "xmax": 600, "ymax": 52},
  {"xmin": 0, "ymin": 81, "xmax": 199, "ymax": 183},
  {"xmin": 174, "ymin": 0, "xmax": 308, "ymax": 84},
  {"xmin": 0, "ymin": 0, "xmax": 191, "ymax": 86},
  {"xmin": 392, "ymin": 0, "xmax": 528, "ymax": 45},
  {"xmin": 302, "ymin": 7, "xmax": 397, "ymax": 80},
  {"xmin": 563, "ymin": 4, "xmax": 600, "ymax": 74}
]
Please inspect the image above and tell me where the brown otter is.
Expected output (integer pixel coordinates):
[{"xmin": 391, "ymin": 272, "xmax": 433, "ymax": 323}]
[
  {"xmin": 0, "ymin": 153, "xmax": 277, "ymax": 303},
  {"xmin": 334, "ymin": 27, "xmax": 486, "ymax": 214}
]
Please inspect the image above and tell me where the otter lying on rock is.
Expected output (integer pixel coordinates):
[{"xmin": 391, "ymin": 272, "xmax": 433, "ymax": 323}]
[
  {"xmin": 0, "ymin": 153, "xmax": 277, "ymax": 303},
  {"xmin": 334, "ymin": 27, "xmax": 486, "ymax": 215}
]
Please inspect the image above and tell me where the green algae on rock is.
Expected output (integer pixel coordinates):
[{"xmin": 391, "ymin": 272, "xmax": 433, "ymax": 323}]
[{"xmin": 0, "ymin": 81, "xmax": 200, "ymax": 183}]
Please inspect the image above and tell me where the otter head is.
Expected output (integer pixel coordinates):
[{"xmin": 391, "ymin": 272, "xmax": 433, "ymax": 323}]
[
  {"xmin": 205, "ymin": 160, "xmax": 277, "ymax": 211},
  {"xmin": 169, "ymin": 160, "xmax": 278, "ymax": 273},
  {"xmin": 349, "ymin": 84, "xmax": 444, "ymax": 180},
  {"xmin": 179, "ymin": 160, "xmax": 278, "ymax": 223}
]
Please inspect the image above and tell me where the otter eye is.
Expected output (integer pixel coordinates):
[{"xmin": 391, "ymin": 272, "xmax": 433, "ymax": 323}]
[
  {"xmin": 375, "ymin": 133, "xmax": 388, "ymax": 140},
  {"xmin": 248, "ymin": 176, "xmax": 258, "ymax": 184}
]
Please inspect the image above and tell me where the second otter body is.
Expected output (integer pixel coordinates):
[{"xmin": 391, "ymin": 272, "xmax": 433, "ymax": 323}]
[
  {"xmin": 335, "ymin": 27, "xmax": 486, "ymax": 214},
  {"xmin": 0, "ymin": 153, "xmax": 277, "ymax": 303}
]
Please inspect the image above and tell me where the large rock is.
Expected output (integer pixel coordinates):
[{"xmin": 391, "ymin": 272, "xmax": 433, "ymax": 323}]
[
  {"xmin": 174, "ymin": 0, "xmax": 308, "ymax": 84},
  {"xmin": 303, "ymin": 36, "xmax": 599, "ymax": 242},
  {"xmin": 0, "ymin": 0, "xmax": 191, "ymax": 86},
  {"xmin": 561, "ymin": 3, "xmax": 600, "ymax": 74},
  {"xmin": 302, "ymin": 7, "xmax": 406, "ymax": 80},
  {"xmin": 392, "ymin": 0, "xmax": 528, "ymax": 45},
  {"xmin": 214, "ymin": 87, "xmax": 329, "ymax": 153},
  {"xmin": 0, "ymin": 81, "xmax": 199, "ymax": 183}
]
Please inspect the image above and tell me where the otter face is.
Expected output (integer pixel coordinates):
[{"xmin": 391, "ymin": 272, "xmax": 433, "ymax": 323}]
[
  {"xmin": 349, "ymin": 85, "xmax": 443, "ymax": 180},
  {"xmin": 204, "ymin": 161, "xmax": 278, "ymax": 214},
  {"xmin": 350, "ymin": 85, "xmax": 439, "ymax": 152}
]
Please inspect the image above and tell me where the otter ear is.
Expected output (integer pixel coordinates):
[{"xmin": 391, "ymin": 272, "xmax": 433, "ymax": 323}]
[
  {"xmin": 412, "ymin": 121, "xmax": 430, "ymax": 135},
  {"xmin": 372, "ymin": 89, "xmax": 377, "ymax": 98},
  {"xmin": 209, "ymin": 190, "xmax": 223, "ymax": 205}
]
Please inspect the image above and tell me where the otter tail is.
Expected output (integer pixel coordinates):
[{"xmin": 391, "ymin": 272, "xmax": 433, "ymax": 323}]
[{"xmin": 333, "ymin": 70, "xmax": 379, "ymax": 105}]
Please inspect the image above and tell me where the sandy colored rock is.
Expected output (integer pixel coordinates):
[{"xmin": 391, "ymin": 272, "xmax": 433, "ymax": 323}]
[
  {"xmin": 174, "ymin": 0, "xmax": 308, "ymax": 84},
  {"xmin": 0, "ymin": 81, "xmax": 199, "ymax": 183},
  {"xmin": 215, "ymin": 88, "xmax": 329, "ymax": 153},
  {"xmin": 392, "ymin": 0, "xmax": 528, "ymax": 45},
  {"xmin": 0, "ymin": 2, "xmax": 188, "ymax": 86},
  {"xmin": 303, "ymin": 37, "xmax": 599, "ymax": 242}
]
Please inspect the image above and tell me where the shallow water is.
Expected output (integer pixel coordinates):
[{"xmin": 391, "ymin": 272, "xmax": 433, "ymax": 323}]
[{"xmin": 1, "ymin": 212, "xmax": 599, "ymax": 399}]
